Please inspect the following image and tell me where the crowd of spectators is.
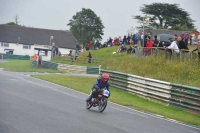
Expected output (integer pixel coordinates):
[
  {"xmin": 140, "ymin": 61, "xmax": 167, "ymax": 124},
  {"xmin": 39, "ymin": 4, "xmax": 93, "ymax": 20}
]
[{"xmin": 68, "ymin": 31, "xmax": 200, "ymax": 61}]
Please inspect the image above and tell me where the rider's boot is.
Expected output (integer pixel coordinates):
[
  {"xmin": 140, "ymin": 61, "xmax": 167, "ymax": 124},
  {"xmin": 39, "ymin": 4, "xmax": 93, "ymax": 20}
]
[{"xmin": 86, "ymin": 95, "xmax": 92, "ymax": 102}]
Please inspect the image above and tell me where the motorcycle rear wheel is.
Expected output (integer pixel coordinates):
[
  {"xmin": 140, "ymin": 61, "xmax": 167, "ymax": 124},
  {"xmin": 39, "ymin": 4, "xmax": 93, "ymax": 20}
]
[{"xmin": 86, "ymin": 100, "xmax": 93, "ymax": 109}]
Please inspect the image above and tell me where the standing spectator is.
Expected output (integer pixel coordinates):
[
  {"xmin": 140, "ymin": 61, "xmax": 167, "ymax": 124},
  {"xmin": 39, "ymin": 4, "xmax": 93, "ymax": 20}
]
[
  {"xmin": 197, "ymin": 32, "xmax": 200, "ymax": 41},
  {"xmin": 134, "ymin": 33, "xmax": 139, "ymax": 45},
  {"xmin": 177, "ymin": 36, "xmax": 189, "ymax": 50},
  {"xmin": 143, "ymin": 34, "xmax": 148, "ymax": 47},
  {"xmin": 157, "ymin": 37, "xmax": 165, "ymax": 47},
  {"xmin": 93, "ymin": 38, "xmax": 97, "ymax": 49},
  {"xmin": 191, "ymin": 33, "xmax": 196, "ymax": 46},
  {"xmin": 108, "ymin": 37, "xmax": 113, "ymax": 47},
  {"xmin": 113, "ymin": 37, "xmax": 118, "ymax": 45},
  {"xmin": 180, "ymin": 32, "xmax": 185, "ymax": 41},
  {"xmin": 75, "ymin": 42, "xmax": 81, "ymax": 60},
  {"xmin": 145, "ymin": 36, "xmax": 153, "ymax": 56},
  {"xmin": 192, "ymin": 41, "xmax": 200, "ymax": 59},
  {"xmin": 174, "ymin": 34, "xmax": 178, "ymax": 42},
  {"xmin": 88, "ymin": 40, "xmax": 93, "ymax": 50},
  {"xmin": 87, "ymin": 52, "xmax": 92, "ymax": 63},
  {"xmin": 153, "ymin": 36, "xmax": 158, "ymax": 47},
  {"xmin": 165, "ymin": 38, "xmax": 180, "ymax": 56},
  {"xmin": 123, "ymin": 35, "xmax": 127, "ymax": 47},
  {"xmin": 118, "ymin": 36, "xmax": 122, "ymax": 45},
  {"xmin": 140, "ymin": 32, "xmax": 144, "ymax": 47},
  {"xmin": 70, "ymin": 49, "xmax": 76, "ymax": 62},
  {"xmin": 185, "ymin": 33, "xmax": 189, "ymax": 46}
]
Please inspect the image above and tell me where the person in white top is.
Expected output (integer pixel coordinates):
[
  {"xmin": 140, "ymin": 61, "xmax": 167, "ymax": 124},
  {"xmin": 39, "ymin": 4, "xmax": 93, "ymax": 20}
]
[
  {"xmin": 197, "ymin": 32, "xmax": 200, "ymax": 41},
  {"xmin": 165, "ymin": 38, "xmax": 180, "ymax": 53}
]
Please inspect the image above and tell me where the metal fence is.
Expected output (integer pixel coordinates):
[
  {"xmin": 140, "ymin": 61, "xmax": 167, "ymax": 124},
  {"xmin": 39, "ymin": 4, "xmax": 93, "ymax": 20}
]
[
  {"xmin": 101, "ymin": 69, "xmax": 200, "ymax": 114},
  {"xmin": 135, "ymin": 47, "xmax": 199, "ymax": 61}
]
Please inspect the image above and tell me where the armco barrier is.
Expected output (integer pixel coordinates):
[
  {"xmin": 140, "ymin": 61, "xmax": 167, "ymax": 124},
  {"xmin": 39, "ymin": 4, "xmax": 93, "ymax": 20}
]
[
  {"xmin": 86, "ymin": 67, "xmax": 100, "ymax": 74},
  {"xmin": 170, "ymin": 83, "xmax": 200, "ymax": 114},
  {"xmin": 101, "ymin": 69, "xmax": 171, "ymax": 104},
  {"xmin": 31, "ymin": 60, "xmax": 37, "ymax": 68},
  {"xmin": 1, "ymin": 54, "xmax": 30, "ymax": 60},
  {"xmin": 42, "ymin": 61, "xmax": 58, "ymax": 70}
]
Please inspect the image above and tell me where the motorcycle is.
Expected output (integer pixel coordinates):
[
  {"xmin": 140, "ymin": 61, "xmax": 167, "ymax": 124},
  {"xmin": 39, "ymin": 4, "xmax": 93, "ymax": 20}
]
[{"xmin": 86, "ymin": 89, "xmax": 110, "ymax": 112}]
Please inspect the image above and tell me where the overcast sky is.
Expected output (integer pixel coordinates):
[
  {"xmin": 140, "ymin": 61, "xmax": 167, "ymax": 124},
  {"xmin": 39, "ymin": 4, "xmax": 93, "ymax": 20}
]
[{"xmin": 0, "ymin": 0, "xmax": 199, "ymax": 42}]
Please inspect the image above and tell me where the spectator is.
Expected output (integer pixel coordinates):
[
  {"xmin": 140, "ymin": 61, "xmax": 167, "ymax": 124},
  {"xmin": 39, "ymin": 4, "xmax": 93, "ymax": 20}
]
[
  {"xmin": 75, "ymin": 42, "xmax": 81, "ymax": 60},
  {"xmin": 108, "ymin": 37, "xmax": 113, "ymax": 47},
  {"xmin": 140, "ymin": 32, "xmax": 144, "ymax": 47},
  {"xmin": 165, "ymin": 38, "xmax": 179, "ymax": 56},
  {"xmin": 87, "ymin": 52, "xmax": 92, "ymax": 63},
  {"xmin": 118, "ymin": 36, "xmax": 122, "ymax": 45},
  {"xmin": 123, "ymin": 35, "xmax": 127, "ymax": 47},
  {"xmin": 156, "ymin": 37, "xmax": 165, "ymax": 48},
  {"xmin": 177, "ymin": 36, "xmax": 189, "ymax": 50},
  {"xmin": 117, "ymin": 46, "xmax": 127, "ymax": 53},
  {"xmin": 197, "ymin": 32, "xmax": 200, "ymax": 41},
  {"xmin": 153, "ymin": 36, "xmax": 158, "ymax": 47},
  {"xmin": 174, "ymin": 34, "xmax": 178, "ymax": 42},
  {"xmin": 192, "ymin": 41, "xmax": 200, "ymax": 59},
  {"xmin": 185, "ymin": 33, "xmax": 189, "ymax": 46},
  {"xmin": 134, "ymin": 33, "xmax": 139, "ymax": 45},
  {"xmin": 93, "ymin": 38, "xmax": 97, "ymax": 49},
  {"xmin": 70, "ymin": 49, "xmax": 76, "ymax": 62},
  {"xmin": 143, "ymin": 34, "xmax": 148, "ymax": 47},
  {"xmin": 88, "ymin": 41, "xmax": 93, "ymax": 50},
  {"xmin": 180, "ymin": 32, "xmax": 185, "ymax": 41},
  {"xmin": 127, "ymin": 35, "xmax": 130, "ymax": 45},
  {"xmin": 191, "ymin": 33, "xmax": 196, "ymax": 46},
  {"xmin": 127, "ymin": 45, "xmax": 135, "ymax": 54},
  {"xmin": 113, "ymin": 37, "xmax": 118, "ymax": 45},
  {"xmin": 145, "ymin": 36, "xmax": 153, "ymax": 56}
]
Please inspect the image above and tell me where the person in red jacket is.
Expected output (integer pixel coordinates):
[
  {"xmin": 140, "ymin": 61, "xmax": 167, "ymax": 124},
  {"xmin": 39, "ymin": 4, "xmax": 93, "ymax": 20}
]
[{"xmin": 145, "ymin": 36, "xmax": 153, "ymax": 56}]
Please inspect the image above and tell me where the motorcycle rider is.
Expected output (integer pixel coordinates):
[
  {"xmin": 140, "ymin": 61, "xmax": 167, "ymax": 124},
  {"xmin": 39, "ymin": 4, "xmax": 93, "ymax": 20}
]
[{"xmin": 86, "ymin": 73, "xmax": 110, "ymax": 102}]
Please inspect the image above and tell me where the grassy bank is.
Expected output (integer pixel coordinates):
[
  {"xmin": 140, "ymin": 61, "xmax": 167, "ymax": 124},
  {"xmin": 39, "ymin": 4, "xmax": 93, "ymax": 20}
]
[
  {"xmin": 52, "ymin": 46, "xmax": 200, "ymax": 87},
  {"xmin": 32, "ymin": 74, "xmax": 200, "ymax": 126},
  {"xmin": 0, "ymin": 60, "xmax": 62, "ymax": 73}
]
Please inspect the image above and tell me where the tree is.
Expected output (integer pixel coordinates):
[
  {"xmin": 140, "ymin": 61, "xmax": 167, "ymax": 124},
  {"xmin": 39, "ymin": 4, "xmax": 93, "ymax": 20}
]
[
  {"xmin": 5, "ymin": 14, "xmax": 21, "ymax": 26},
  {"xmin": 6, "ymin": 22, "xmax": 19, "ymax": 26},
  {"xmin": 133, "ymin": 3, "xmax": 195, "ymax": 30},
  {"xmin": 67, "ymin": 8, "xmax": 104, "ymax": 44}
]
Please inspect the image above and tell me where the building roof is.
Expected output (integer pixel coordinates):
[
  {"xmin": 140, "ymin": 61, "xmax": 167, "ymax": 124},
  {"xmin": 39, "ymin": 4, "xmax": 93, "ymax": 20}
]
[{"xmin": 0, "ymin": 25, "xmax": 78, "ymax": 49}]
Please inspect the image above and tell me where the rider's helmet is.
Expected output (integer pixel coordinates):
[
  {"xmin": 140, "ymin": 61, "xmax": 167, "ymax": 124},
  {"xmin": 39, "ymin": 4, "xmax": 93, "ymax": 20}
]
[{"xmin": 101, "ymin": 73, "xmax": 110, "ymax": 84}]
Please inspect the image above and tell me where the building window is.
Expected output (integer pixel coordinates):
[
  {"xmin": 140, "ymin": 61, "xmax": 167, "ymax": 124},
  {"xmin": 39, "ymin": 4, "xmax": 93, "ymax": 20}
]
[
  {"xmin": 23, "ymin": 45, "xmax": 31, "ymax": 49},
  {"xmin": 1, "ymin": 42, "xmax": 9, "ymax": 47},
  {"xmin": 4, "ymin": 43, "xmax": 9, "ymax": 47}
]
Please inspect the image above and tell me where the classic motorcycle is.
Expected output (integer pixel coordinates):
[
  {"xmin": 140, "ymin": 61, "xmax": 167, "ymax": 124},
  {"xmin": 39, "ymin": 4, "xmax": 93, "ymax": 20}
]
[{"xmin": 86, "ymin": 89, "xmax": 110, "ymax": 112}]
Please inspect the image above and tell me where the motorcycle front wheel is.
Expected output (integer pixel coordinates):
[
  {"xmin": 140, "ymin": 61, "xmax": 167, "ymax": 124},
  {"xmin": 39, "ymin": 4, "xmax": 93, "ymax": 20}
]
[{"xmin": 98, "ymin": 97, "xmax": 107, "ymax": 112}]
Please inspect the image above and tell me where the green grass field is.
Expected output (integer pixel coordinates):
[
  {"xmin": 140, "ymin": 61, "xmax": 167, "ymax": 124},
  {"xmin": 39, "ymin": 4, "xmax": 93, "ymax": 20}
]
[{"xmin": 32, "ymin": 74, "xmax": 200, "ymax": 126}]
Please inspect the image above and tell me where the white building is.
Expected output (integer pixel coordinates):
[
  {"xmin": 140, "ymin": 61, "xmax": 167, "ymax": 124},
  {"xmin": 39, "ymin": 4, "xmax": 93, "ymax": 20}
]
[{"xmin": 0, "ymin": 25, "xmax": 78, "ymax": 61}]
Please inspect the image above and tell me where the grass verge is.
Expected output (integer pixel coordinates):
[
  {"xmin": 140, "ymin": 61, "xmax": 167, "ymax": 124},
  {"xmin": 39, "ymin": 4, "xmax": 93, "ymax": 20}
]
[
  {"xmin": 0, "ymin": 60, "xmax": 63, "ymax": 73},
  {"xmin": 32, "ymin": 74, "xmax": 200, "ymax": 126}
]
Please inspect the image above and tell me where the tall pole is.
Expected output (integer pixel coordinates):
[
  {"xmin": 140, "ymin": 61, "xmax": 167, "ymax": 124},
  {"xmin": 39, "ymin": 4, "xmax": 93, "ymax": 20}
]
[
  {"xmin": 49, "ymin": 36, "xmax": 51, "ymax": 49},
  {"xmin": 143, "ymin": 17, "xmax": 145, "ymax": 48}
]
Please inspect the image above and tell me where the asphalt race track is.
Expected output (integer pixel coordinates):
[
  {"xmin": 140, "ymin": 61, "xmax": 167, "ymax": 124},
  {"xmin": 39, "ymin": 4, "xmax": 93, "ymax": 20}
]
[{"xmin": 0, "ymin": 69, "xmax": 199, "ymax": 133}]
